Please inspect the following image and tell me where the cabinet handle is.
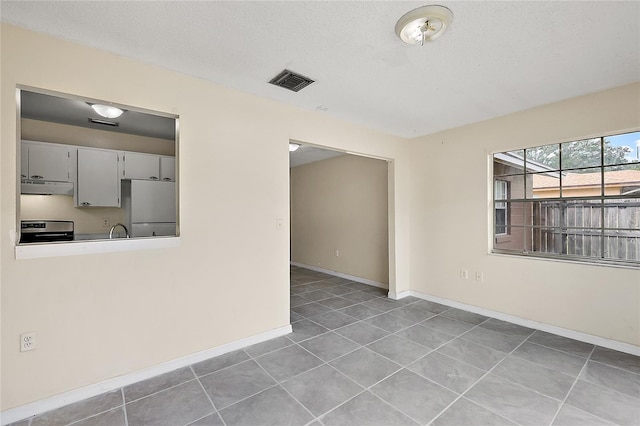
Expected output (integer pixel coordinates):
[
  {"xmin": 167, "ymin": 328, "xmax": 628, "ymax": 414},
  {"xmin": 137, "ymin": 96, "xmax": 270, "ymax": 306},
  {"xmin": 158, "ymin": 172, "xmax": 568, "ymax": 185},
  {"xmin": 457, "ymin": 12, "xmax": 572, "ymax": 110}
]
[
  {"xmin": 162, "ymin": 177, "xmax": 172, "ymax": 181},
  {"xmin": 80, "ymin": 202, "xmax": 91, "ymax": 206},
  {"xmin": 150, "ymin": 176, "xmax": 158, "ymax": 180},
  {"xmin": 21, "ymin": 174, "xmax": 26, "ymax": 179},
  {"xmin": 30, "ymin": 175, "xmax": 43, "ymax": 179}
]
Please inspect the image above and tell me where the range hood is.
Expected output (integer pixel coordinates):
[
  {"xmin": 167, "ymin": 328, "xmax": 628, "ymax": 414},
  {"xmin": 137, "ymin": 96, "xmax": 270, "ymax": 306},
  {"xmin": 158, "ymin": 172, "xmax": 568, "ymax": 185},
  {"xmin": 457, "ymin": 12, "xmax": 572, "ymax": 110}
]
[{"xmin": 21, "ymin": 180, "xmax": 74, "ymax": 195}]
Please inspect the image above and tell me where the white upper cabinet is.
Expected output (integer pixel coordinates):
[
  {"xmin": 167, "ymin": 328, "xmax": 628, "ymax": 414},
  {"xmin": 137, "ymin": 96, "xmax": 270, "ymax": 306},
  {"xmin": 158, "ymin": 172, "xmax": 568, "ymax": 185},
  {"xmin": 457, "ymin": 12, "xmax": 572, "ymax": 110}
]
[
  {"xmin": 77, "ymin": 148, "xmax": 121, "ymax": 207},
  {"xmin": 23, "ymin": 141, "xmax": 72, "ymax": 182},
  {"xmin": 160, "ymin": 156, "xmax": 176, "ymax": 182},
  {"xmin": 123, "ymin": 152, "xmax": 160, "ymax": 181}
]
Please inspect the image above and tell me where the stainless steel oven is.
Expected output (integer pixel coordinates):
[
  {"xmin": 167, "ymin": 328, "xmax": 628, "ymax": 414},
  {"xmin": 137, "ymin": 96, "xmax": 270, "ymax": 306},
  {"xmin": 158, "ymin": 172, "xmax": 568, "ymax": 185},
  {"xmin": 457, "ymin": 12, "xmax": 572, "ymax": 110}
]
[{"xmin": 20, "ymin": 220, "xmax": 74, "ymax": 243}]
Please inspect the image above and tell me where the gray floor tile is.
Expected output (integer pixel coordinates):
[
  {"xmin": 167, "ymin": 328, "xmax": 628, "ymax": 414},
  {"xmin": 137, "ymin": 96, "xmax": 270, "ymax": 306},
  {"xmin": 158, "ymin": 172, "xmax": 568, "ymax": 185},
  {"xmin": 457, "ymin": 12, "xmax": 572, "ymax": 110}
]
[
  {"xmin": 579, "ymin": 360, "xmax": 640, "ymax": 398},
  {"xmin": 396, "ymin": 324, "xmax": 455, "ymax": 349},
  {"xmin": 512, "ymin": 342, "xmax": 586, "ymax": 377},
  {"xmin": 308, "ymin": 311, "xmax": 358, "ymax": 330},
  {"xmin": 410, "ymin": 300, "xmax": 450, "ymax": 314},
  {"xmin": 590, "ymin": 346, "xmax": 640, "ymax": 374},
  {"xmin": 289, "ymin": 319, "xmax": 329, "ymax": 342},
  {"xmin": 126, "ymin": 380, "xmax": 214, "ymax": 426},
  {"xmin": 407, "ymin": 351, "xmax": 485, "ymax": 394},
  {"xmin": 465, "ymin": 374, "xmax": 560, "ymax": 426},
  {"xmin": 290, "ymin": 310, "xmax": 304, "ymax": 322},
  {"xmin": 317, "ymin": 296, "xmax": 356, "ymax": 310},
  {"xmin": 321, "ymin": 391, "xmax": 418, "ymax": 426},
  {"xmin": 282, "ymin": 365, "xmax": 363, "ymax": 416},
  {"xmin": 431, "ymin": 397, "xmax": 517, "ymax": 426},
  {"xmin": 360, "ymin": 286, "xmax": 388, "ymax": 296},
  {"xmin": 365, "ymin": 313, "xmax": 415, "ymax": 332},
  {"xmin": 199, "ymin": 360, "xmax": 276, "ymax": 409},
  {"xmin": 341, "ymin": 282, "xmax": 375, "ymax": 292},
  {"xmin": 330, "ymin": 348, "xmax": 401, "ymax": 387},
  {"xmin": 387, "ymin": 304, "xmax": 437, "ymax": 323},
  {"xmin": 461, "ymin": 326, "xmax": 525, "ymax": 353},
  {"xmin": 290, "ymin": 295, "xmax": 310, "ymax": 307},
  {"xmin": 441, "ymin": 308, "xmax": 488, "ymax": 325},
  {"xmin": 341, "ymin": 290, "xmax": 380, "ymax": 303},
  {"xmin": 362, "ymin": 298, "xmax": 404, "ymax": 312},
  {"xmin": 325, "ymin": 285, "xmax": 359, "ymax": 296},
  {"xmin": 566, "ymin": 379, "xmax": 640, "ymax": 425},
  {"xmin": 244, "ymin": 335, "xmax": 293, "ymax": 357},
  {"xmin": 371, "ymin": 369, "xmax": 458, "ymax": 425},
  {"xmin": 291, "ymin": 302, "xmax": 333, "ymax": 317},
  {"xmin": 32, "ymin": 390, "xmax": 123, "ymax": 426},
  {"xmin": 72, "ymin": 407, "xmax": 126, "ymax": 426},
  {"xmin": 438, "ymin": 337, "xmax": 506, "ymax": 371},
  {"xmin": 192, "ymin": 349, "xmax": 250, "ymax": 377},
  {"xmin": 187, "ymin": 412, "xmax": 225, "ymax": 426},
  {"xmin": 479, "ymin": 318, "xmax": 534, "ymax": 338},
  {"xmin": 6, "ymin": 420, "xmax": 30, "ymax": 426},
  {"xmin": 553, "ymin": 404, "xmax": 615, "ymax": 426},
  {"xmin": 366, "ymin": 334, "xmax": 430, "ymax": 365},
  {"xmin": 256, "ymin": 344, "xmax": 323, "ymax": 382},
  {"xmin": 334, "ymin": 321, "xmax": 389, "ymax": 345},
  {"xmin": 124, "ymin": 367, "xmax": 195, "ymax": 402},
  {"xmin": 299, "ymin": 332, "xmax": 360, "ymax": 362},
  {"xmin": 299, "ymin": 290, "xmax": 334, "ymax": 302},
  {"xmin": 493, "ymin": 355, "xmax": 575, "ymax": 400},
  {"xmin": 338, "ymin": 304, "xmax": 384, "ymax": 320},
  {"xmin": 528, "ymin": 331, "xmax": 594, "ymax": 358},
  {"xmin": 422, "ymin": 315, "xmax": 475, "ymax": 336},
  {"xmin": 219, "ymin": 386, "xmax": 313, "ymax": 426}
]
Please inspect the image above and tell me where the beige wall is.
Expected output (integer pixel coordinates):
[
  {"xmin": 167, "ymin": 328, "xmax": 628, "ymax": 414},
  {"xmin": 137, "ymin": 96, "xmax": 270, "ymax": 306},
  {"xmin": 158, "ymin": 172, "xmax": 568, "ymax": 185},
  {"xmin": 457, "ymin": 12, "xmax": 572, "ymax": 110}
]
[
  {"xmin": 1, "ymin": 25, "xmax": 408, "ymax": 410},
  {"xmin": 408, "ymin": 82, "xmax": 640, "ymax": 346},
  {"xmin": 291, "ymin": 154, "xmax": 389, "ymax": 284}
]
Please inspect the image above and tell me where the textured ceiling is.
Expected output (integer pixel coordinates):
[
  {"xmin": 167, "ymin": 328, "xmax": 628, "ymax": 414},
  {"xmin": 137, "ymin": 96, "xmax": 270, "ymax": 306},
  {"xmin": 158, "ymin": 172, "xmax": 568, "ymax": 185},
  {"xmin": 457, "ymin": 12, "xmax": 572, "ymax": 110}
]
[{"xmin": 1, "ymin": 1, "xmax": 639, "ymax": 138}]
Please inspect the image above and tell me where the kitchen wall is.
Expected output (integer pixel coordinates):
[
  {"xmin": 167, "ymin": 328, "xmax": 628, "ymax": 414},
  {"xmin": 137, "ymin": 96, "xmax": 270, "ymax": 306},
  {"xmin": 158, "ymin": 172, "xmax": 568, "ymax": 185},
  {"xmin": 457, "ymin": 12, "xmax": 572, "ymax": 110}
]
[
  {"xmin": 408, "ymin": 82, "xmax": 640, "ymax": 347},
  {"xmin": 0, "ymin": 24, "xmax": 409, "ymax": 411},
  {"xmin": 290, "ymin": 154, "xmax": 389, "ymax": 285}
]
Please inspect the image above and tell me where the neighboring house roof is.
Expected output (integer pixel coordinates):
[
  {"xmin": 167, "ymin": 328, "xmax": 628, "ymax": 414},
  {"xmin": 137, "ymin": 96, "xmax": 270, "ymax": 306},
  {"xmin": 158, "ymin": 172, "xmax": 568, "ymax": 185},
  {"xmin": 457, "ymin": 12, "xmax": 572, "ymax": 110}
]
[{"xmin": 533, "ymin": 169, "xmax": 640, "ymax": 189}]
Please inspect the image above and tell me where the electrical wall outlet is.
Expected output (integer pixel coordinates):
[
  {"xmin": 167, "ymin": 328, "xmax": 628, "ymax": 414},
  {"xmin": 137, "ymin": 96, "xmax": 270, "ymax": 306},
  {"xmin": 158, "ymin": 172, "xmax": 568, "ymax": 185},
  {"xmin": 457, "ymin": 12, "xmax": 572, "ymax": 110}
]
[
  {"xmin": 20, "ymin": 332, "xmax": 36, "ymax": 352},
  {"xmin": 335, "ymin": 249, "xmax": 340, "ymax": 257},
  {"xmin": 475, "ymin": 272, "xmax": 484, "ymax": 282},
  {"xmin": 460, "ymin": 269, "xmax": 468, "ymax": 280},
  {"xmin": 102, "ymin": 218, "xmax": 110, "ymax": 227}
]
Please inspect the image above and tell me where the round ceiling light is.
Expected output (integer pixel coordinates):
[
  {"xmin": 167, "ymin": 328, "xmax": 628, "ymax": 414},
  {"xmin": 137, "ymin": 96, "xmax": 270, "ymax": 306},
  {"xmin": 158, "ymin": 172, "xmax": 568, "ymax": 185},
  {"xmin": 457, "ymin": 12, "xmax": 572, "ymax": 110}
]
[
  {"xmin": 395, "ymin": 5, "xmax": 453, "ymax": 46},
  {"xmin": 91, "ymin": 104, "xmax": 124, "ymax": 119}
]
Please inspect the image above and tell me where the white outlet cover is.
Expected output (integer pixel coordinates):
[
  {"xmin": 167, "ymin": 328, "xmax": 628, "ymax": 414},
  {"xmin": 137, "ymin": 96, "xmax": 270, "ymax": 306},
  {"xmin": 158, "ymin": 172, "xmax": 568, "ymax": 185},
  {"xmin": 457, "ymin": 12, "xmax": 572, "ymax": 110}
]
[{"xmin": 20, "ymin": 332, "xmax": 37, "ymax": 352}]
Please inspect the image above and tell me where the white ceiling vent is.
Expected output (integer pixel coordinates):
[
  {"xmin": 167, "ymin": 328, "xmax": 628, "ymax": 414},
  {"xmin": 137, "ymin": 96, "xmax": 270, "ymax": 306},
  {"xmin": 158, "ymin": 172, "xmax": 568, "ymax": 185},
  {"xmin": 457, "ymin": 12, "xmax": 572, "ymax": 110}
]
[{"xmin": 269, "ymin": 69, "xmax": 314, "ymax": 92}]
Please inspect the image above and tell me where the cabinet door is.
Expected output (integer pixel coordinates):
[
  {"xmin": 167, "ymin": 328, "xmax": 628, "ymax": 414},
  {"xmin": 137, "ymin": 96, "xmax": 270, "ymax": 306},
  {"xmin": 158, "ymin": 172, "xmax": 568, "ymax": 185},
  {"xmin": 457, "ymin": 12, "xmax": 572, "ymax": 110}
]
[
  {"xmin": 123, "ymin": 152, "xmax": 160, "ymax": 180},
  {"xmin": 77, "ymin": 149, "xmax": 120, "ymax": 207},
  {"xmin": 160, "ymin": 156, "xmax": 176, "ymax": 182},
  {"xmin": 27, "ymin": 143, "xmax": 71, "ymax": 181}
]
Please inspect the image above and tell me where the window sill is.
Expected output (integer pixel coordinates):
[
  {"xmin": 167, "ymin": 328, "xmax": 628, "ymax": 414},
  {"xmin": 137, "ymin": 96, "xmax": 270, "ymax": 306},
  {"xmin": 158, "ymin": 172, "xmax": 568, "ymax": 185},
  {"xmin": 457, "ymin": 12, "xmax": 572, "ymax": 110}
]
[
  {"xmin": 15, "ymin": 237, "xmax": 180, "ymax": 260},
  {"xmin": 490, "ymin": 250, "xmax": 639, "ymax": 270}
]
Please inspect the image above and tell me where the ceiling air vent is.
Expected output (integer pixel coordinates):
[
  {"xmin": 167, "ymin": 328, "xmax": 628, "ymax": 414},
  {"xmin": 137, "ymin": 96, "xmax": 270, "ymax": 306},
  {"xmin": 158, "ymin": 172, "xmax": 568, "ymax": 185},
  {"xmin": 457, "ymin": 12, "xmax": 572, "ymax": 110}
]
[{"xmin": 269, "ymin": 69, "xmax": 314, "ymax": 92}]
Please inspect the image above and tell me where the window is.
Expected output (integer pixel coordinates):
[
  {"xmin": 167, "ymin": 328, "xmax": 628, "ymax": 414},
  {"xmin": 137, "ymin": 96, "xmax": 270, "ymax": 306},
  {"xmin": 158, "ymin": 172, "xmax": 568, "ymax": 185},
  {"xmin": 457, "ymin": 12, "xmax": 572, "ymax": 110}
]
[
  {"xmin": 492, "ymin": 131, "xmax": 640, "ymax": 266},
  {"xmin": 494, "ymin": 180, "xmax": 508, "ymax": 235}
]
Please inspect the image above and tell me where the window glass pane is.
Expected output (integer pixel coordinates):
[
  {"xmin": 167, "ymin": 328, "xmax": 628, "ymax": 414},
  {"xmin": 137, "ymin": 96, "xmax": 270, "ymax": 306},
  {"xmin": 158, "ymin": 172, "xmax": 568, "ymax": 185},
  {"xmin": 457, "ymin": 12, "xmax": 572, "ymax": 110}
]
[
  {"xmin": 530, "ymin": 172, "xmax": 560, "ymax": 199},
  {"xmin": 561, "ymin": 138, "xmax": 601, "ymax": 170},
  {"xmin": 559, "ymin": 167, "xmax": 602, "ymax": 198},
  {"xmin": 603, "ymin": 230, "xmax": 640, "ymax": 261},
  {"xmin": 493, "ymin": 226, "xmax": 526, "ymax": 251},
  {"xmin": 532, "ymin": 199, "xmax": 601, "ymax": 229},
  {"xmin": 495, "ymin": 209, "xmax": 506, "ymax": 234},
  {"xmin": 493, "ymin": 174, "xmax": 524, "ymax": 200},
  {"xmin": 603, "ymin": 198, "xmax": 640, "ymax": 230},
  {"xmin": 603, "ymin": 164, "xmax": 640, "ymax": 196},
  {"xmin": 531, "ymin": 228, "xmax": 602, "ymax": 259},
  {"xmin": 526, "ymin": 144, "xmax": 559, "ymax": 170},
  {"xmin": 494, "ymin": 152, "xmax": 524, "ymax": 177},
  {"xmin": 605, "ymin": 132, "xmax": 640, "ymax": 166}
]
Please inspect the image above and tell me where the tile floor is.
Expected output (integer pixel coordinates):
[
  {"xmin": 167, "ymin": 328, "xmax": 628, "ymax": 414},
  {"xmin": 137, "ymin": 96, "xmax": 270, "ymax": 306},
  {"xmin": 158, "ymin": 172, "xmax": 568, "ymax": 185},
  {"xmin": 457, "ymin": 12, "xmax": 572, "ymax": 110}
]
[{"xmin": 8, "ymin": 266, "xmax": 640, "ymax": 426}]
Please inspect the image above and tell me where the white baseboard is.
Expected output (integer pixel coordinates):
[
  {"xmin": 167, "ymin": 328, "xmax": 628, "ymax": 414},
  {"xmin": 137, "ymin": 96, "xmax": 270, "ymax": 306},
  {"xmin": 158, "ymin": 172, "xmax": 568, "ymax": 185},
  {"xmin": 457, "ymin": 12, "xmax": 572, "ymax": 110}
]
[
  {"xmin": 1, "ymin": 324, "xmax": 292, "ymax": 425},
  {"xmin": 290, "ymin": 262, "xmax": 388, "ymax": 289},
  {"xmin": 398, "ymin": 290, "xmax": 640, "ymax": 356}
]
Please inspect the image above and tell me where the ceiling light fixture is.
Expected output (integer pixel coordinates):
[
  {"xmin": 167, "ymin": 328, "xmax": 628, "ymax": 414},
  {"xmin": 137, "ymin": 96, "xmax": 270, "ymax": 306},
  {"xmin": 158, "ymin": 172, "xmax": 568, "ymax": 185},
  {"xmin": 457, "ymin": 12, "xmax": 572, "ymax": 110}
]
[
  {"xmin": 395, "ymin": 5, "xmax": 453, "ymax": 46},
  {"xmin": 90, "ymin": 104, "xmax": 124, "ymax": 119},
  {"xmin": 289, "ymin": 143, "xmax": 301, "ymax": 152}
]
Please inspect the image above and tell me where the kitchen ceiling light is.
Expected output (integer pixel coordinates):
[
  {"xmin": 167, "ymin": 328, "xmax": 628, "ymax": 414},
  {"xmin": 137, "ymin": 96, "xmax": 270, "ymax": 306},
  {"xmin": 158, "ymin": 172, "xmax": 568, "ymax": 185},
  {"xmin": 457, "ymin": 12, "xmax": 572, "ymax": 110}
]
[
  {"xmin": 395, "ymin": 5, "xmax": 453, "ymax": 46},
  {"xmin": 91, "ymin": 104, "xmax": 124, "ymax": 119},
  {"xmin": 289, "ymin": 143, "xmax": 301, "ymax": 152}
]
